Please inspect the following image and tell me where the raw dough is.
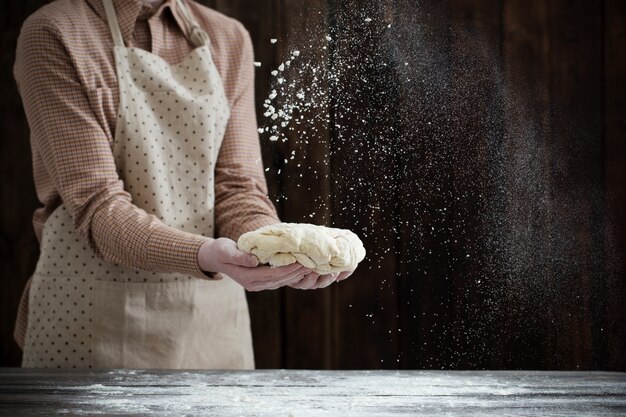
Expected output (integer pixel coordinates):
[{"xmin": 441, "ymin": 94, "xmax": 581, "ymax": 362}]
[{"xmin": 237, "ymin": 223, "xmax": 366, "ymax": 274}]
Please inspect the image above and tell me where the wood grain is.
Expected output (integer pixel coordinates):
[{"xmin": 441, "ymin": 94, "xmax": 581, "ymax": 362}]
[
  {"xmin": 545, "ymin": 0, "xmax": 605, "ymax": 369},
  {"xmin": 447, "ymin": 0, "xmax": 505, "ymax": 370},
  {"xmin": 502, "ymin": 0, "xmax": 554, "ymax": 369},
  {"xmin": 394, "ymin": 0, "xmax": 456, "ymax": 370},
  {"xmin": 0, "ymin": 369, "xmax": 625, "ymax": 416},
  {"xmin": 275, "ymin": 0, "xmax": 334, "ymax": 370},
  {"xmin": 604, "ymin": 0, "xmax": 626, "ymax": 372},
  {"xmin": 0, "ymin": 0, "xmax": 624, "ymax": 371},
  {"xmin": 0, "ymin": 0, "xmax": 48, "ymax": 367},
  {"xmin": 203, "ymin": 0, "xmax": 286, "ymax": 369},
  {"xmin": 329, "ymin": 0, "xmax": 400, "ymax": 369}
]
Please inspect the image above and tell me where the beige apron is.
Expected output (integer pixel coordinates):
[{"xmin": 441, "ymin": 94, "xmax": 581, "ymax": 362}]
[{"xmin": 21, "ymin": 0, "xmax": 255, "ymax": 370}]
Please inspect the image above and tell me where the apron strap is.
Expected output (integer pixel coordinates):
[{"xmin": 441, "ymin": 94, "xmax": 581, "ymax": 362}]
[
  {"xmin": 175, "ymin": 0, "xmax": 211, "ymax": 48},
  {"xmin": 102, "ymin": 0, "xmax": 125, "ymax": 48}
]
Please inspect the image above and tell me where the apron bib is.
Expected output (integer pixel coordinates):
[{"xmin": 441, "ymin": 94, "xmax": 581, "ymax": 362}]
[{"xmin": 21, "ymin": 0, "xmax": 255, "ymax": 370}]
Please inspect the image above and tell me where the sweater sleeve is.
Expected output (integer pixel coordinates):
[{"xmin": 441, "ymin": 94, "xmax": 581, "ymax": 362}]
[
  {"xmin": 214, "ymin": 27, "xmax": 281, "ymax": 241},
  {"xmin": 14, "ymin": 14, "xmax": 217, "ymax": 280}
]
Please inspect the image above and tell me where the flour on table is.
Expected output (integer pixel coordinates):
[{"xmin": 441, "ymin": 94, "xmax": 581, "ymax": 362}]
[{"xmin": 237, "ymin": 223, "xmax": 366, "ymax": 274}]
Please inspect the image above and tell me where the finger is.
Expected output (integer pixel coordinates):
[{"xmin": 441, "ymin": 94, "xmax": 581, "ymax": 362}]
[
  {"xmin": 292, "ymin": 273, "xmax": 321, "ymax": 290},
  {"xmin": 286, "ymin": 276, "xmax": 306, "ymax": 290},
  {"xmin": 246, "ymin": 265, "xmax": 310, "ymax": 290},
  {"xmin": 263, "ymin": 272, "xmax": 312, "ymax": 291},
  {"xmin": 286, "ymin": 272, "xmax": 315, "ymax": 289},
  {"xmin": 234, "ymin": 262, "xmax": 303, "ymax": 280},
  {"xmin": 272, "ymin": 267, "xmax": 311, "ymax": 286},
  {"xmin": 287, "ymin": 277, "xmax": 311, "ymax": 290},
  {"xmin": 311, "ymin": 273, "xmax": 337, "ymax": 289},
  {"xmin": 261, "ymin": 263, "xmax": 305, "ymax": 277},
  {"xmin": 311, "ymin": 274, "xmax": 337, "ymax": 290},
  {"xmin": 227, "ymin": 264, "xmax": 309, "ymax": 293},
  {"xmin": 288, "ymin": 272, "xmax": 320, "ymax": 289},
  {"xmin": 222, "ymin": 243, "xmax": 259, "ymax": 268},
  {"xmin": 336, "ymin": 271, "xmax": 353, "ymax": 282},
  {"xmin": 252, "ymin": 273, "xmax": 305, "ymax": 291}
]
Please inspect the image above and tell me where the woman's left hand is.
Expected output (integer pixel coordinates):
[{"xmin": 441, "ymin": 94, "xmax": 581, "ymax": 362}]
[{"xmin": 288, "ymin": 270, "xmax": 354, "ymax": 290}]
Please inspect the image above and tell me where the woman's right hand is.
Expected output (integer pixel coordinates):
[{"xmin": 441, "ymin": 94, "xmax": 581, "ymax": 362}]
[{"xmin": 197, "ymin": 238, "xmax": 312, "ymax": 291}]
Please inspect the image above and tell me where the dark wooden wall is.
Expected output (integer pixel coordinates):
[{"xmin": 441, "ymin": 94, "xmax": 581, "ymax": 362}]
[{"xmin": 1, "ymin": 0, "xmax": 624, "ymax": 370}]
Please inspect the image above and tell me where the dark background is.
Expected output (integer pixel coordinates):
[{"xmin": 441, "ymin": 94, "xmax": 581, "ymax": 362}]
[{"xmin": 1, "ymin": 0, "xmax": 625, "ymax": 370}]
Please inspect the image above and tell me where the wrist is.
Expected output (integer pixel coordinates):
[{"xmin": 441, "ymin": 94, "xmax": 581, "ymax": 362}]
[{"xmin": 197, "ymin": 239, "xmax": 218, "ymax": 273}]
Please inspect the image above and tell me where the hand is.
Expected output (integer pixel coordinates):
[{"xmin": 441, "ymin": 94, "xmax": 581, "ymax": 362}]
[
  {"xmin": 288, "ymin": 269, "xmax": 355, "ymax": 290},
  {"xmin": 198, "ymin": 238, "xmax": 312, "ymax": 291}
]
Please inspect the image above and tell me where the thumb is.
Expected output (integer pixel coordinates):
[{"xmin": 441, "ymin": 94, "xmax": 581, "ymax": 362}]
[
  {"xmin": 226, "ymin": 244, "xmax": 259, "ymax": 267},
  {"xmin": 242, "ymin": 253, "xmax": 259, "ymax": 267}
]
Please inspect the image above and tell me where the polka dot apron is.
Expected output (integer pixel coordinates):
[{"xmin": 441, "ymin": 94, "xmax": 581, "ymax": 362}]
[{"xmin": 21, "ymin": 0, "xmax": 255, "ymax": 369}]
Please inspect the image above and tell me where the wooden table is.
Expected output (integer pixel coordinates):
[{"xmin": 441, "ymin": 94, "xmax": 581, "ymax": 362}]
[{"xmin": 0, "ymin": 369, "xmax": 625, "ymax": 416}]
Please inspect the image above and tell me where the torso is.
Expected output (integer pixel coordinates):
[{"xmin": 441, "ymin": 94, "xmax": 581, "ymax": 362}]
[{"xmin": 26, "ymin": 0, "xmax": 252, "ymax": 240}]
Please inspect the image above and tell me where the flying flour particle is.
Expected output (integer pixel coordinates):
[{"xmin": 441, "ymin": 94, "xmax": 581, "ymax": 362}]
[{"xmin": 253, "ymin": 5, "xmax": 601, "ymax": 368}]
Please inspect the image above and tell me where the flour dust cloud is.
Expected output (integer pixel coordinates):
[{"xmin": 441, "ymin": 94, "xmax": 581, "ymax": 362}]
[{"xmin": 253, "ymin": 1, "xmax": 612, "ymax": 369}]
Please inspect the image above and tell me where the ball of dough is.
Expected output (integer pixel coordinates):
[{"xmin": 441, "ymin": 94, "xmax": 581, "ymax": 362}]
[{"xmin": 237, "ymin": 223, "xmax": 366, "ymax": 274}]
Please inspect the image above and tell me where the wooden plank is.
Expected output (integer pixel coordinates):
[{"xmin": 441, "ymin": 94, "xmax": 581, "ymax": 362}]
[
  {"xmin": 502, "ymin": 0, "xmax": 607, "ymax": 370},
  {"xmin": 206, "ymin": 0, "xmax": 284, "ymax": 369},
  {"xmin": 0, "ymin": 369, "xmax": 625, "ymax": 416},
  {"xmin": 3, "ymin": 0, "xmax": 624, "ymax": 374},
  {"xmin": 273, "ymin": 0, "xmax": 334, "ymax": 370},
  {"xmin": 0, "ymin": 0, "xmax": 47, "ymax": 367},
  {"xmin": 445, "ymin": 0, "xmax": 504, "ymax": 370},
  {"xmin": 392, "ymin": 0, "xmax": 456, "ymax": 370},
  {"xmin": 545, "ymin": 0, "xmax": 605, "ymax": 369},
  {"xmin": 604, "ymin": 0, "xmax": 626, "ymax": 372},
  {"xmin": 329, "ymin": 0, "xmax": 399, "ymax": 369},
  {"xmin": 501, "ymin": 0, "xmax": 557, "ymax": 369},
  {"xmin": 392, "ymin": 0, "xmax": 504, "ymax": 369}
]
